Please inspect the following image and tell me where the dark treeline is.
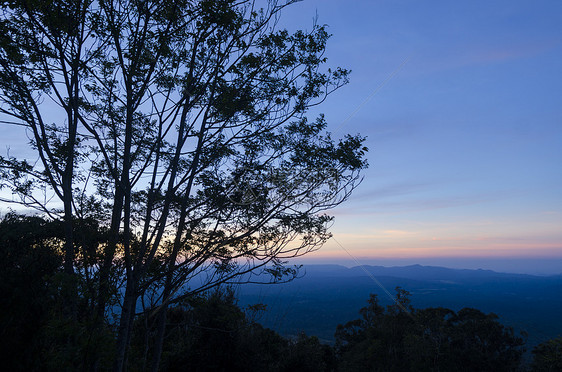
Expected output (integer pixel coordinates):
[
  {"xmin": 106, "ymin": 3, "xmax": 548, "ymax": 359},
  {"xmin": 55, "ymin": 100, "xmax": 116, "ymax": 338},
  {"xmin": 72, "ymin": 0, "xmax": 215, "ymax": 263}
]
[
  {"xmin": 1, "ymin": 214, "xmax": 561, "ymax": 371},
  {"xmin": 0, "ymin": 1, "xmax": 366, "ymax": 369}
]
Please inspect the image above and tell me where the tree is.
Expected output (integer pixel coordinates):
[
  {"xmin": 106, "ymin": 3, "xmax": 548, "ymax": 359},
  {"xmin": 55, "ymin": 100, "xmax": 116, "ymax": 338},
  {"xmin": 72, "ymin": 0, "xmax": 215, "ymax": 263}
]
[
  {"xmin": 0, "ymin": 213, "xmax": 118, "ymax": 371},
  {"xmin": 335, "ymin": 288, "xmax": 416, "ymax": 372},
  {"xmin": 444, "ymin": 308, "xmax": 525, "ymax": 372},
  {"xmin": 0, "ymin": 1, "xmax": 367, "ymax": 370},
  {"xmin": 531, "ymin": 337, "xmax": 562, "ymax": 372},
  {"xmin": 128, "ymin": 287, "xmax": 335, "ymax": 372},
  {"xmin": 0, "ymin": 214, "xmax": 62, "ymax": 371},
  {"xmin": 335, "ymin": 290, "xmax": 526, "ymax": 372}
]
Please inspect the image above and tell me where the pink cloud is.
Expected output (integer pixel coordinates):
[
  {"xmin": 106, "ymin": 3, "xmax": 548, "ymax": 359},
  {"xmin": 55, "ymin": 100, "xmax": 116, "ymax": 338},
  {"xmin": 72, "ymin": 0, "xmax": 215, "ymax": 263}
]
[
  {"xmin": 410, "ymin": 39, "xmax": 561, "ymax": 76},
  {"xmin": 462, "ymin": 41, "xmax": 558, "ymax": 65}
]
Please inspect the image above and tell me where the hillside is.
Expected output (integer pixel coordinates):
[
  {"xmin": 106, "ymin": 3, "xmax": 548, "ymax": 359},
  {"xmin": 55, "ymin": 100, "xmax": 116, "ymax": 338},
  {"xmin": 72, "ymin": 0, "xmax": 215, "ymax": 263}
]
[{"xmin": 237, "ymin": 264, "xmax": 562, "ymax": 350}]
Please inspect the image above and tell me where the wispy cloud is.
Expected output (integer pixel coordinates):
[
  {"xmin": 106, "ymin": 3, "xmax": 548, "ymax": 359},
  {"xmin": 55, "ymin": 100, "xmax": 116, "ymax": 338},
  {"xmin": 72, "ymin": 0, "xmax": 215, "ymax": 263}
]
[
  {"xmin": 541, "ymin": 210, "xmax": 561, "ymax": 216},
  {"xmin": 383, "ymin": 229, "xmax": 417, "ymax": 236},
  {"xmin": 414, "ymin": 39, "xmax": 561, "ymax": 75},
  {"xmin": 460, "ymin": 40, "xmax": 560, "ymax": 65},
  {"xmin": 351, "ymin": 180, "xmax": 434, "ymax": 200},
  {"xmin": 333, "ymin": 189, "xmax": 513, "ymax": 217}
]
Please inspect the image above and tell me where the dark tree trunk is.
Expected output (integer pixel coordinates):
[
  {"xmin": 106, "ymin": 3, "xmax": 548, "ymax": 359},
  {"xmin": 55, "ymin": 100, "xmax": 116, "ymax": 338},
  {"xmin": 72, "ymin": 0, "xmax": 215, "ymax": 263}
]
[{"xmin": 113, "ymin": 275, "xmax": 137, "ymax": 372}]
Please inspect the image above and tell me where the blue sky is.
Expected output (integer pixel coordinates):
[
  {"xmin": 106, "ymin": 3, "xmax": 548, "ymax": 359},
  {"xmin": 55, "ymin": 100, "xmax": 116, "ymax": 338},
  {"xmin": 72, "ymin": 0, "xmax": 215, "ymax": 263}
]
[
  {"xmin": 0, "ymin": 1, "xmax": 560, "ymax": 274},
  {"xmin": 280, "ymin": 0, "xmax": 562, "ymax": 273}
]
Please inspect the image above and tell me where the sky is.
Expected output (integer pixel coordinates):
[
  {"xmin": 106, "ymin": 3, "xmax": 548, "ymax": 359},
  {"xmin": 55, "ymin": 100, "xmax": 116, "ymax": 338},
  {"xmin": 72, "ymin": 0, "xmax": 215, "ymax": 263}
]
[
  {"xmin": 0, "ymin": 1, "xmax": 560, "ymax": 275},
  {"xmin": 278, "ymin": 0, "xmax": 562, "ymax": 274}
]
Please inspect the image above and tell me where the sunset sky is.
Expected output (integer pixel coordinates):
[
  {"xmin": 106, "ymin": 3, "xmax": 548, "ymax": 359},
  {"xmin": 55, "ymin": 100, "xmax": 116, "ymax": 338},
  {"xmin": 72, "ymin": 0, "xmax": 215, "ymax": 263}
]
[
  {"xmin": 0, "ymin": 1, "xmax": 560, "ymax": 275},
  {"xmin": 281, "ymin": 0, "xmax": 562, "ymax": 273}
]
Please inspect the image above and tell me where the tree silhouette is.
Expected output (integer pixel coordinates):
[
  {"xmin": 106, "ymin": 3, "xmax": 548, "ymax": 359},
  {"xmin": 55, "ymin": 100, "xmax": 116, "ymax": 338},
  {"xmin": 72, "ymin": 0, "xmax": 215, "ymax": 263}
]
[
  {"xmin": 532, "ymin": 336, "xmax": 562, "ymax": 372},
  {"xmin": 335, "ymin": 289, "xmax": 525, "ymax": 372},
  {"xmin": 0, "ymin": 214, "xmax": 62, "ymax": 371},
  {"xmin": 129, "ymin": 287, "xmax": 335, "ymax": 372},
  {"xmin": 0, "ymin": 1, "xmax": 367, "ymax": 369}
]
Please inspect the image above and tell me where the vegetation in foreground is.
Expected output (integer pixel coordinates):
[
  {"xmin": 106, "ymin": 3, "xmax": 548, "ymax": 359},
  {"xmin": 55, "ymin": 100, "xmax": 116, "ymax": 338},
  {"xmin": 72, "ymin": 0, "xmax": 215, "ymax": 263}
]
[
  {"xmin": 1, "ymin": 214, "xmax": 561, "ymax": 371},
  {"xmin": 0, "ymin": 1, "xmax": 366, "ymax": 369}
]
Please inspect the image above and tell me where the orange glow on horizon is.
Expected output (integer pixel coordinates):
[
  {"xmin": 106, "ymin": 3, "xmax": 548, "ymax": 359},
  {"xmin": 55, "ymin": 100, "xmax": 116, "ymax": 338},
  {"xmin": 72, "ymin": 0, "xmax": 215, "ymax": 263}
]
[{"xmin": 305, "ymin": 238, "xmax": 562, "ymax": 260}]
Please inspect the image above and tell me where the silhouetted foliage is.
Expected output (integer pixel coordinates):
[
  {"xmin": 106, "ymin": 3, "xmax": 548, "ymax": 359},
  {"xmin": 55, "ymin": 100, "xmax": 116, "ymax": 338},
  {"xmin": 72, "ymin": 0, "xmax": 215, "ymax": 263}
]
[
  {"xmin": 0, "ymin": 214, "xmax": 116, "ymax": 371},
  {"xmin": 0, "ymin": 214, "xmax": 62, "ymax": 370},
  {"xmin": 281, "ymin": 332, "xmax": 337, "ymax": 372},
  {"xmin": 0, "ymin": 1, "xmax": 367, "ymax": 368},
  {"xmin": 2, "ymin": 230, "xmax": 546, "ymax": 372},
  {"xmin": 335, "ymin": 288, "xmax": 526, "ymax": 372},
  {"xmin": 129, "ymin": 287, "xmax": 335, "ymax": 372},
  {"xmin": 531, "ymin": 336, "xmax": 562, "ymax": 372}
]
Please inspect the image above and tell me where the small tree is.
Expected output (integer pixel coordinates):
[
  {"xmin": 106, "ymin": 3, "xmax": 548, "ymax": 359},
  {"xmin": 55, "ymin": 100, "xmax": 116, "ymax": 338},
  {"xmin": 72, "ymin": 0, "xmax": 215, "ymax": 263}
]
[
  {"xmin": 335, "ymin": 290, "xmax": 526, "ymax": 372},
  {"xmin": 531, "ymin": 337, "xmax": 562, "ymax": 372},
  {"xmin": 0, "ymin": 1, "xmax": 367, "ymax": 370}
]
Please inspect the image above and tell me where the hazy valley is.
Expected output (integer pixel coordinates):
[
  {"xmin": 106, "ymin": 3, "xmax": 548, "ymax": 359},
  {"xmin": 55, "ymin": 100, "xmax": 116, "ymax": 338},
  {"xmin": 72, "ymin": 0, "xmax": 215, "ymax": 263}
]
[{"xmin": 238, "ymin": 264, "xmax": 562, "ymax": 351}]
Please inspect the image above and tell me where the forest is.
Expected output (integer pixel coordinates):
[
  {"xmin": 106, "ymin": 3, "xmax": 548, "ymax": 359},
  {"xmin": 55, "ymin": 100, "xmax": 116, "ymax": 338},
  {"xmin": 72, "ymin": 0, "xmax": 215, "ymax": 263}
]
[{"xmin": 1, "ymin": 214, "xmax": 561, "ymax": 371}]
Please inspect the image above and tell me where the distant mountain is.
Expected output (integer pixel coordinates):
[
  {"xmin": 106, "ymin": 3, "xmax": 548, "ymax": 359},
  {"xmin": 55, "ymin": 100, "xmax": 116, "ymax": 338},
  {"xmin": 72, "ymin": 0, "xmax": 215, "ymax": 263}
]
[
  {"xmin": 236, "ymin": 264, "xmax": 562, "ymax": 351},
  {"xmin": 353, "ymin": 264, "xmax": 536, "ymax": 279},
  {"xmin": 301, "ymin": 263, "xmax": 538, "ymax": 281}
]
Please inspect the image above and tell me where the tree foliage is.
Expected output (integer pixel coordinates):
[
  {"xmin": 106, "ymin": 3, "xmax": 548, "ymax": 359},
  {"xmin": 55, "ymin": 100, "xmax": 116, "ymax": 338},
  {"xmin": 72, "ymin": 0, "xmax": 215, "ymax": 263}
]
[
  {"xmin": 0, "ymin": 214, "xmax": 62, "ymax": 371},
  {"xmin": 129, "ymin": 287, "xmax": 335, "ymax": 372},
  {"xmin": 1, "ymin": 219, "xmax": 554, "ymax": 372},
  {"xmin": 335, "ymin": 288, "xmax": 526, "ymax": 372},
  {"xmin": 0, "ymin": 0, "xmax": 366, "ymax": 370},
  {"xmin": 531, "ymin": 336, "xmax": 562, "ymax": 372},
  {"xmin": 0, "ymin": 214, "xmax": 115, "ymax": 371}
]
